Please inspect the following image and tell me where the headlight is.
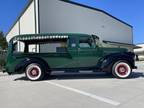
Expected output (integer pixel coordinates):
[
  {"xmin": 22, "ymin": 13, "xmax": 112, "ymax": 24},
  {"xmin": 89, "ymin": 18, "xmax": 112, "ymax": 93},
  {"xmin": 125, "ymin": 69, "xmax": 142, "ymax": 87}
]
[{"xmin": 103, "ymin": 59, "xmax": 107, "ymax": 63}]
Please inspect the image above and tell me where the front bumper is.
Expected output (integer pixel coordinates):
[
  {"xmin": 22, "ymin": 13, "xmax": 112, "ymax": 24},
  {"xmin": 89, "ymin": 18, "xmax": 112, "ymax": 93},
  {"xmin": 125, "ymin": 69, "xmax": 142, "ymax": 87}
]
[{"xmin": 133, "ymin": 66, "xmax": 137, "ymax": 69}]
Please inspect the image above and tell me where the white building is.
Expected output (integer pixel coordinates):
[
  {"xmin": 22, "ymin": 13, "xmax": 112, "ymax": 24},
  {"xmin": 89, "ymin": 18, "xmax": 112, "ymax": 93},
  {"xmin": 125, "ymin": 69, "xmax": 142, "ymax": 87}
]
[{"xmin": 6, "ymin": 0, "xmax": 134, "ymax": 51}]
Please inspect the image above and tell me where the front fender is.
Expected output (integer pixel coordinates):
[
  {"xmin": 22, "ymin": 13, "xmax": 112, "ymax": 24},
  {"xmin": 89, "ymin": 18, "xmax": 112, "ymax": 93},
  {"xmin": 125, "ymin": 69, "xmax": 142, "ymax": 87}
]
[{"xmin": 99, "ymin": 52, "xmax": 135, "ymax": 72}]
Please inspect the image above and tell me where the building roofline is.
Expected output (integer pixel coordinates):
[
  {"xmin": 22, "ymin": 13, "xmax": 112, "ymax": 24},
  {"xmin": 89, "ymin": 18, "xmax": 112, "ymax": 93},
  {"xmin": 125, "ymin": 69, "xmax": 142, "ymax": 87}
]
[
  {"xmin": 135, "ymin": 43, "xmax": 144, "ymax": 45},
  {"xmin": 60, "ymin": 0, "xmax": 132, "ymax": 28},
  {"xmin": 6, "ymin": 0, "xmax": 133, "ymax": 37},
  {"xmin": 5, "ymin": 0, "xmax": 33, "ymax": 37}
]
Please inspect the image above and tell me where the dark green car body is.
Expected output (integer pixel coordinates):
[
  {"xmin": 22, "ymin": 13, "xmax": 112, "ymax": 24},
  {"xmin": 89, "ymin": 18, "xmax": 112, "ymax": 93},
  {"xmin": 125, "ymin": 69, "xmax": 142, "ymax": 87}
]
[{"xmin": 5, "ymin": 33, "xmax": 136, "ymax": 76}]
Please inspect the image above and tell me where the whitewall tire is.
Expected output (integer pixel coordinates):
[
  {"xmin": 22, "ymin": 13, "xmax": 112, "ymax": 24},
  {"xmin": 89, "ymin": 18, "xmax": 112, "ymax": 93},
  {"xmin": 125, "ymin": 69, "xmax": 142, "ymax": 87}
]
[
  {"xmin": 25, "ymin": 63, "xmax": 44, "ymax": 81},
  {"xmin": 112, "ymin": 61, "xmax": 132, "ymax": 79}
]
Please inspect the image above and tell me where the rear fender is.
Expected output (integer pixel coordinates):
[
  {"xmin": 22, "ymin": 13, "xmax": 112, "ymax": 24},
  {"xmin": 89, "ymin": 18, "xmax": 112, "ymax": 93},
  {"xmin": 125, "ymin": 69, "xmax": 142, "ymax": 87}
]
[{"xmin": 15, "ymin": 57, "xmax": 49, "ymax": 73}]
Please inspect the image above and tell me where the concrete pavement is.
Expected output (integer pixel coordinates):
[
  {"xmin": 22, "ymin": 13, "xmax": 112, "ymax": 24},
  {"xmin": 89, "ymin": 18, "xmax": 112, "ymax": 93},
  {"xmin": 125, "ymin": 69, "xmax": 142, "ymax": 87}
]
[{"xmin": 0, "ymin": 62, "xmax": 144, "ymax": 108}]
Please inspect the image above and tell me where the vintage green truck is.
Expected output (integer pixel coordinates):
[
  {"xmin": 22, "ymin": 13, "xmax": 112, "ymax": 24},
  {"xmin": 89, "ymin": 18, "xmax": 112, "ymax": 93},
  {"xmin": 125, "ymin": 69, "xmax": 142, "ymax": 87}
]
[{"xmin": 4, "ymin": 33, "xmax": 136, "ymax": 81}]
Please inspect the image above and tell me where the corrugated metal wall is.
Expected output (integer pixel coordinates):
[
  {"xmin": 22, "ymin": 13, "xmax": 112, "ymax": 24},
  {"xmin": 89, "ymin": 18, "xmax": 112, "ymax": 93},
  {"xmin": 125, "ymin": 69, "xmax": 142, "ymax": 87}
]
[
  {"xmin": 39, "ymin": 0, "xmax": 133, "ymax": 44},
  {"xmin": 19, "ymin": 1, "xmax": 36, "ymax": 35}
]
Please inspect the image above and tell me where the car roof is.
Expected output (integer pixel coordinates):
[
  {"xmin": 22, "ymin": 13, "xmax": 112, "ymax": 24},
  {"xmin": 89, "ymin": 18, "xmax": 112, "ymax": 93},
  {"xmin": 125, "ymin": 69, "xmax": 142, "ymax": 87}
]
[{"xmin": 10, "ymin": 33, "xmax": 91, "ymax": 42}]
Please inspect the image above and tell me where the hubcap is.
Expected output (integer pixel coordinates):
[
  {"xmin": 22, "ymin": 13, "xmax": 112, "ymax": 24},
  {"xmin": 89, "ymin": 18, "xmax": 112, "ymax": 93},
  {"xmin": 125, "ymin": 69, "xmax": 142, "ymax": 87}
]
[
  {"xmin": 29, "ymin": 67, "xmax": 39, "ymax": 78},
  {"xmin": 117, "ymin": 64, "xmax": 128, "ymax": 76}
]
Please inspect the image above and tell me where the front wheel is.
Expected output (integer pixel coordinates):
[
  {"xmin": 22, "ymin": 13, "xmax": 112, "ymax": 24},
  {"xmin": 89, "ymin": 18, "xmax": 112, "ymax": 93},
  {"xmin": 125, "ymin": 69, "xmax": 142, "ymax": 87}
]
[
  {"xmin": 112, "ymin": 61, "xmax": 132, "ymax": 79},
  {"xmin": 25, "ymin": 63, "xmax": 45, "ymax": 81}
]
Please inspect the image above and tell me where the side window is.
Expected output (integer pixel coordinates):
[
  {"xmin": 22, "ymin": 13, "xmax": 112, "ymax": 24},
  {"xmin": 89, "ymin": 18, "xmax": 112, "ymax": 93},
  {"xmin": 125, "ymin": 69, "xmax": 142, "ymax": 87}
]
[
  {"xmin": 69, "ymin": 37, "xmax": 77, "ymax": 48},
  {"xmin": 39, "ymin": 39, "xmax": 67, "ymax": 53},
  {"xmin": 12, "ymin": 41, "xmax": 25, "ymax": 53},
  {"xmin": 28, "ymin": 44, "xmax": 39, "ymax": 53},
  {"xmin": 79, "ymin": 39, "xmax": 91, "ymax": 48}
]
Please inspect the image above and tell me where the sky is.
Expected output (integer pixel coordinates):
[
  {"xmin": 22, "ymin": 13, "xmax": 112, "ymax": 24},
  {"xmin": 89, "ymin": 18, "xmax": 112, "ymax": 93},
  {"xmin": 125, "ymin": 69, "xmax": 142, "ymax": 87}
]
[{"xmin": 0, "ymin": 0, "xmax": 143, "ymax": 44}]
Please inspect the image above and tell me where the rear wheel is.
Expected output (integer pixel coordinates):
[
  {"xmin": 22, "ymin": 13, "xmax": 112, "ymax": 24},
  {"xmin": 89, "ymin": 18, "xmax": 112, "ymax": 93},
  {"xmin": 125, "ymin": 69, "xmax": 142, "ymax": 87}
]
[
  {"xmin": 25, "ymin": 63, "xmax": 45, "ymax": 81},
  {"xmin": 112, "ymin": 61, "xmax": 132, "ymax": 79}
]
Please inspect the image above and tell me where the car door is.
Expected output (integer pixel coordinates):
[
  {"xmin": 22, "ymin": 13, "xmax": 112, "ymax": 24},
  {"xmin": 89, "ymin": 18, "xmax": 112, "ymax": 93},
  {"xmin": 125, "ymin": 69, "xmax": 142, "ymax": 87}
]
[
  {"xmin": 66, "ymin": 36, "xmax": 79, "ymax": 68},
  {"xmin": 77, "ymin": 36, "xmax": 100, "ymax": 68}
]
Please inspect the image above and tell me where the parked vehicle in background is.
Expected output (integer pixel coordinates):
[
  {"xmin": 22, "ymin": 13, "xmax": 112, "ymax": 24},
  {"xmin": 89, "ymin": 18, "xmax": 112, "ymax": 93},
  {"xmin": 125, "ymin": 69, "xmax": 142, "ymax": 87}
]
[
  {"xmin": 134, "ymin": 44, "xmax": 144, "ymax": 61},
  {"xmin": 4, "ymin": 33, "xmax": 136, "ymax": 81}
]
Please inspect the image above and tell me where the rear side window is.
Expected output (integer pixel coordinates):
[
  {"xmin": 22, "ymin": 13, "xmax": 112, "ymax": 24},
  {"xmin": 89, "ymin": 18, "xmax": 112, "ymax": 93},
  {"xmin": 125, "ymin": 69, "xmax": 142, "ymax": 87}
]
[{"xmin": 12, "ymin": 41, "xmax": 25, "ymax": 53}]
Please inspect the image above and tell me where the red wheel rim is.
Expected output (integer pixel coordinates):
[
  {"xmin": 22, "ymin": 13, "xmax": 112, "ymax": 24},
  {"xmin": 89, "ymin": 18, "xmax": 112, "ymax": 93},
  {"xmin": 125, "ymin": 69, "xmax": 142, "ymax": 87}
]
[
  {"xmin": 117, "ymin": 64, "xmax": 128, "ymax": 76},
  {"xmin": 28, "ymin": 67, "xmax": 39, "ymax": 78}
]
